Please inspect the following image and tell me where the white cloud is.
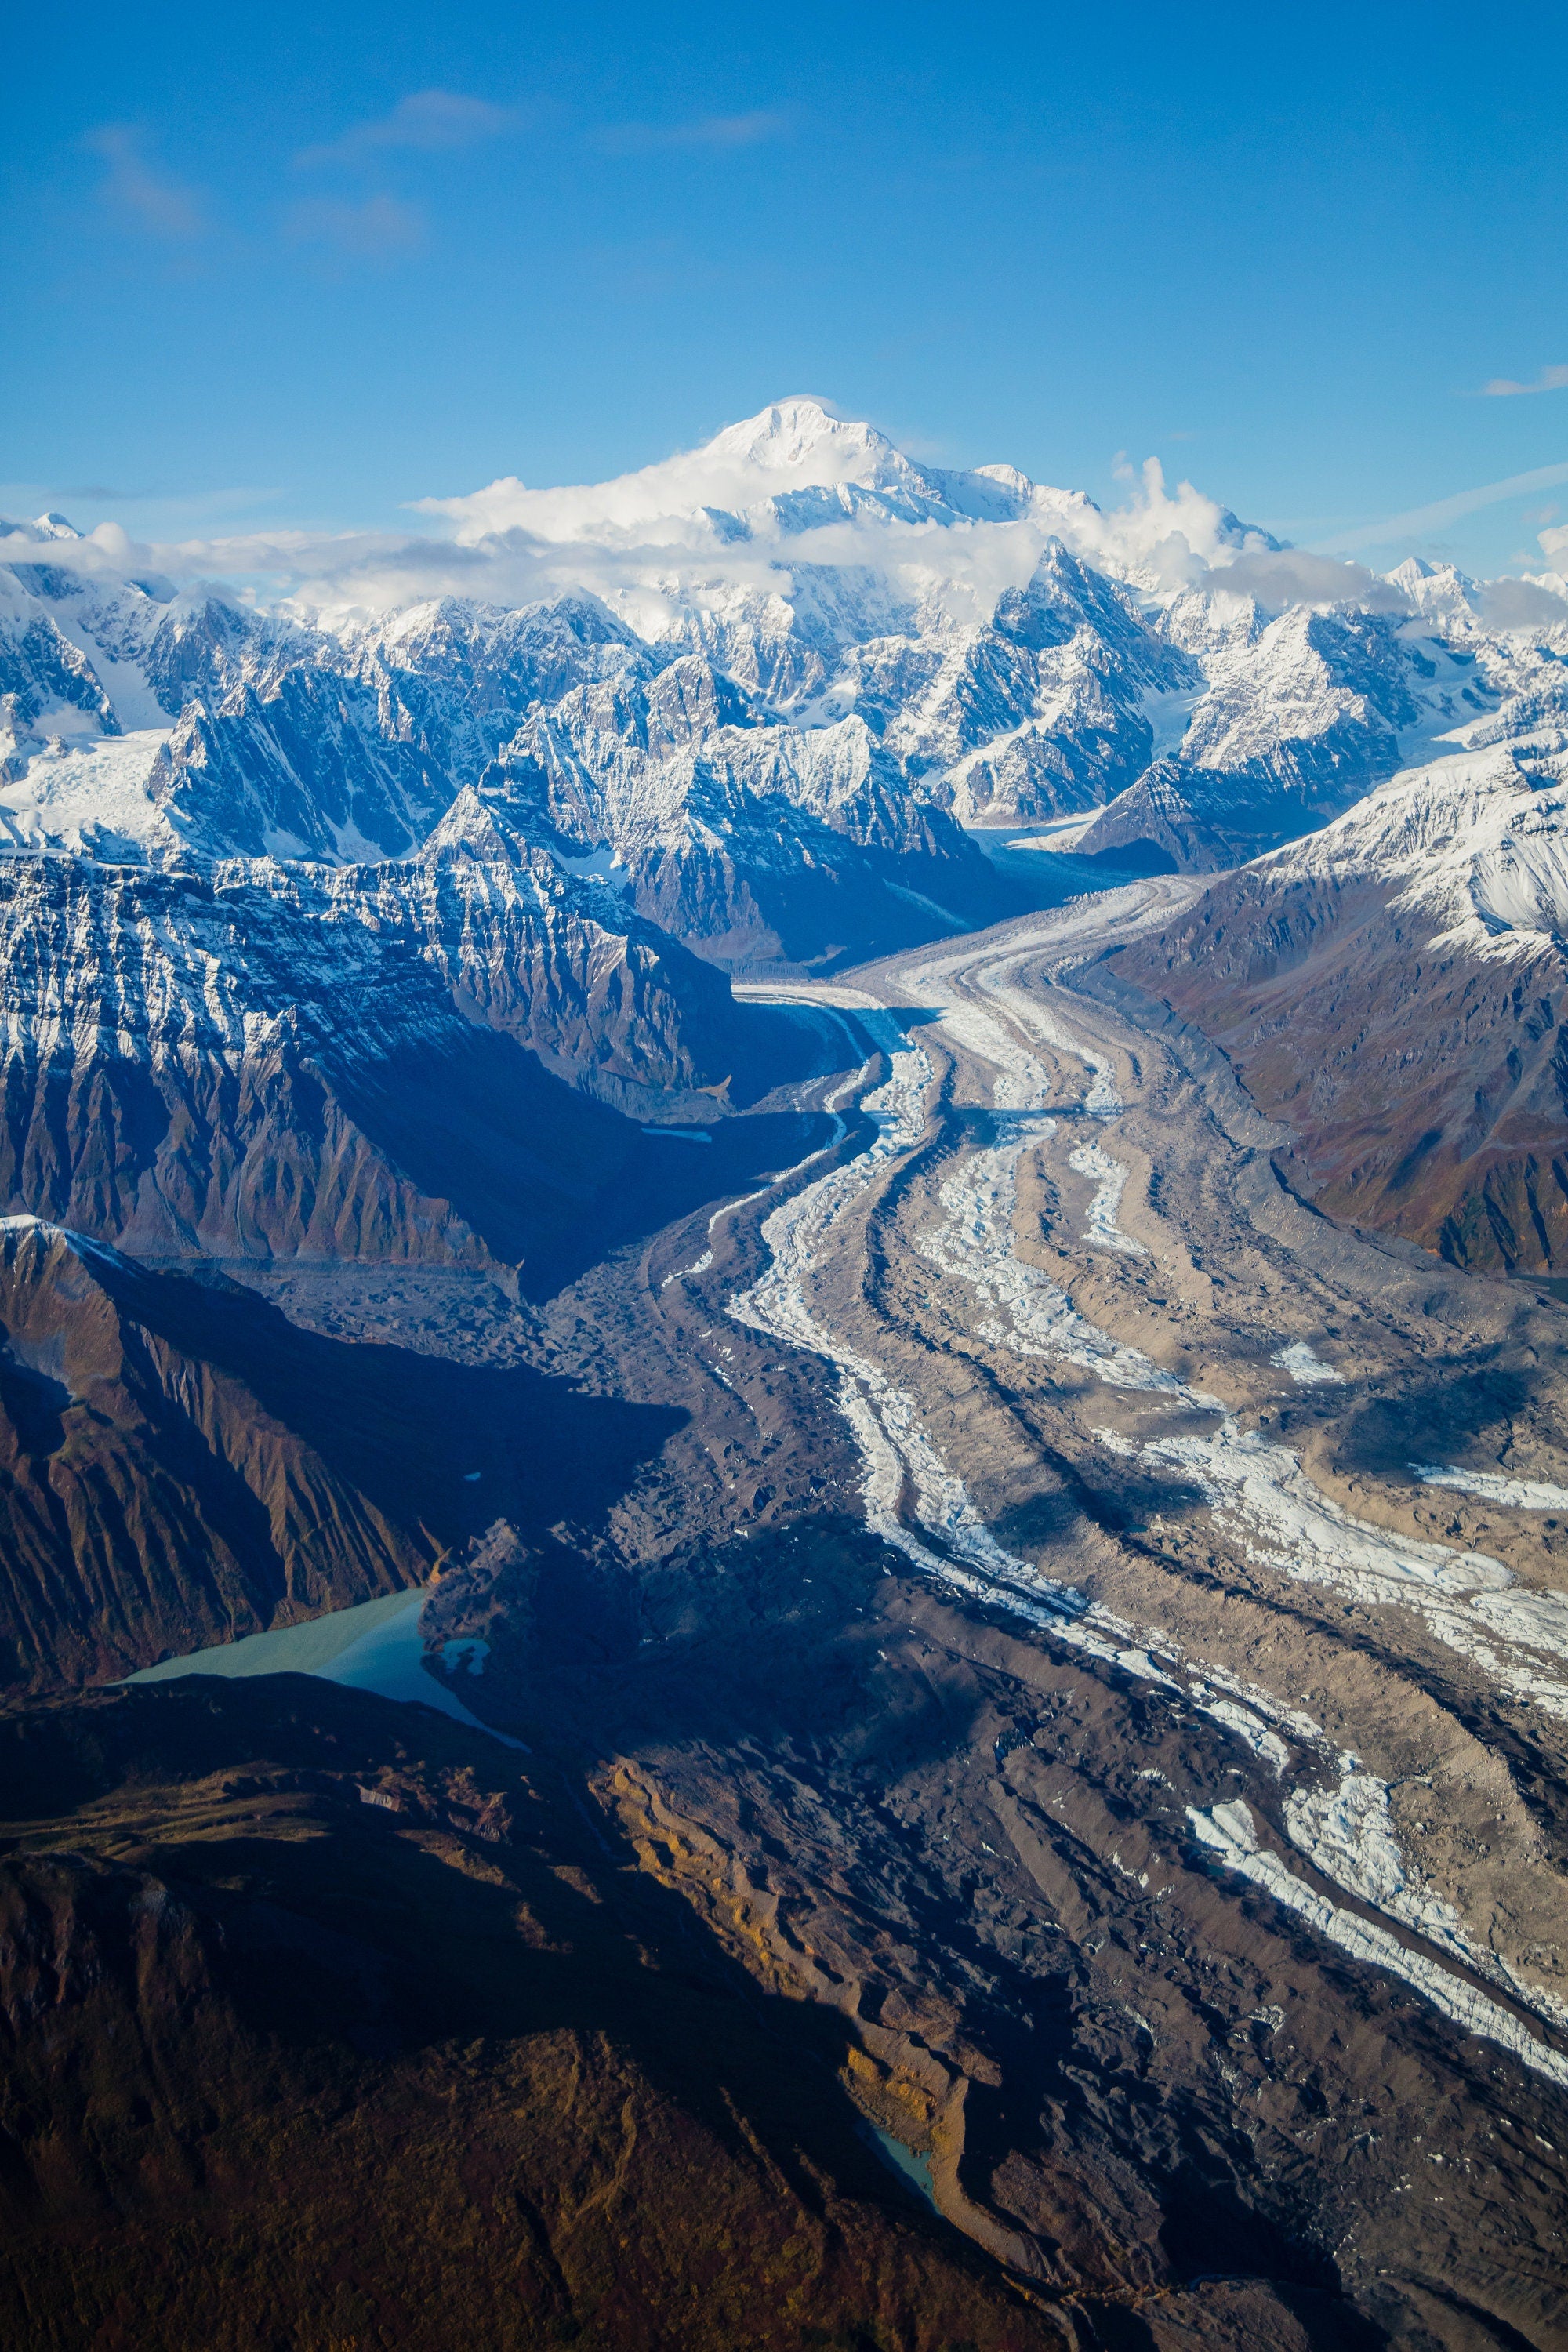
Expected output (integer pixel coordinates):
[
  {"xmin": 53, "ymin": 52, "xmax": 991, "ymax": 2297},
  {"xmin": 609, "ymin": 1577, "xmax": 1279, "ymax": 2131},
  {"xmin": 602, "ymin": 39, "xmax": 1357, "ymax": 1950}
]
[
  {"xmin": 0, "ymin": 457, "xmax": 1244, "ymax": 624},
  {"xmin": 1312, "ymin": 461, "xmax": 1568, "ymax": 554},
  {"xmin": 1214, "ymin": 546, "xmax": 1411, "ymax": 612},
  {"xmin": 296, "ymin": 89, "xmax": 518, "ymax": 170},
  {"xmin": 18, "ymin": 406, "xmax": 1261, "ymax": 619},
  {"xmin": 415, "ymin": 400, "xmax": 907, "ymax": 544},
  {"xmin": 594, "ymin": 110, "xmax": 793, "ymax": 155},
  {"xmin": 84, "ymin": 125, "xmax": 205, "ymax": 240},
  {"xmin": 12, "ymin": 405, "xmax": 1566, "ymax": 639},
  {"xmin": 1482, "ymin": 365, "xmax": 1568, "ymax": 397},
  {"xmin": 285, "ymin": 193, "xmax": 427, "ymax": 261},
  {"xmin": 1479, "ymin": 572, "xmax": 1568, "ymax": 627},
  {"xmin": 1074, "ymin": 456, "xmax": 1254, "ymax": 586}
]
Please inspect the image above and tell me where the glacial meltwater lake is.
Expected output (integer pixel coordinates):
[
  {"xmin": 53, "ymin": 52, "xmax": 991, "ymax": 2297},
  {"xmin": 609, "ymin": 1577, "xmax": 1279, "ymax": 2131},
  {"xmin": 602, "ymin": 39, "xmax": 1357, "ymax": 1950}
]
[
  {"xmin": 867, "ymin": 2127, "xmax": 938, "ymax": 2209},
  {"xmin": 125, "ymin": 1587, "xmax": 524, "ymax": 1746}
]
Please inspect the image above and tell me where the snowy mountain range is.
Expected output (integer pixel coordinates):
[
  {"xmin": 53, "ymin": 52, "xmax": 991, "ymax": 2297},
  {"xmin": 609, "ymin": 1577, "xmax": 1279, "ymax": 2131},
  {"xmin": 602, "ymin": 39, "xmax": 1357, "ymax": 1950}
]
[
  {"xmin": 10, "ymin": 398, "xmax": 1567, "ymax": 878},
  {"xmin": 5, "ymin": 397, "xmax": 1568, "ymax": 1267}
]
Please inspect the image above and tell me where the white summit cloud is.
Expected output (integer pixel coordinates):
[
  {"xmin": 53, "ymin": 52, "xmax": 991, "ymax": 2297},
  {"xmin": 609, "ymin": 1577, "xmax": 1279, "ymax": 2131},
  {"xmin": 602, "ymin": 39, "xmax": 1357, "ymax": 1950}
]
[{"xmin": 9, "ymin": 398, "xmax": 1562, "ymax": 634}]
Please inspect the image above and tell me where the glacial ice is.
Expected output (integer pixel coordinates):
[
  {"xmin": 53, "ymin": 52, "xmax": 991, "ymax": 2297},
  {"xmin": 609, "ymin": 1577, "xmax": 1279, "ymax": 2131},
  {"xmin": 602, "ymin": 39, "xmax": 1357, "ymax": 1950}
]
[
  {"xmin": 1414, "ymin": 1463, "xmax": 1568, "ymax": 1511},
  {"xmin": 724, "ymin": 922, "xmax": 1568, "ymax": 2077}
]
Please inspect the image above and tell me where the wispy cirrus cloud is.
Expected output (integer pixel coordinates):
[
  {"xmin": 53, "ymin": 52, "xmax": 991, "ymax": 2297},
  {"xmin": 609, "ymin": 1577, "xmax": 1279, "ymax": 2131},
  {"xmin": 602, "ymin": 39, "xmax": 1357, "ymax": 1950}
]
[
  {"xmin": 285, "ymin": 192, "xmax": 427, "ymax": 261},
  {"xmin": 594, "ymin": 109, "xmax": 793, "ymax": 156},
  {"xmin": 1311, "ymin": 459, "xmax": 1568, "ymax": 553},
  {"xmin": 1480, "ymin": 364, "xmax": 1568, "ymax": 397},
  {"xmin": 84, "ymin": 125, "xmax": 206, "ymax": 239},
  {"xmin": 295, "ymin": 89, "xmax": 519, "ymax": 170}
]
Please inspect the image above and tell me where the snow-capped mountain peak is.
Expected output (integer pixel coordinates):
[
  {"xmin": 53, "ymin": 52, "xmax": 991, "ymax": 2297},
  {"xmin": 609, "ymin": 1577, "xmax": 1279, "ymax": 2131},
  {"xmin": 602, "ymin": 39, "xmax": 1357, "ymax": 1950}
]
[
  {"xmin": 693, "ymin": 397, "xmax": 909, "ymax": 488},
  {"xmin": 1383, "ymin": 554, "xmax": 1479, "ymax": 626},
  {"xmin": 8, "ymin": 402, "xmax": 1568, "ymax": 931},
  {"xmin": 0, "ymin": 512, "xmax": 84, "ymax": 546},
  {"xmin": 416, "ymin": 397, "xmax": 1073, "ymax": 550}
]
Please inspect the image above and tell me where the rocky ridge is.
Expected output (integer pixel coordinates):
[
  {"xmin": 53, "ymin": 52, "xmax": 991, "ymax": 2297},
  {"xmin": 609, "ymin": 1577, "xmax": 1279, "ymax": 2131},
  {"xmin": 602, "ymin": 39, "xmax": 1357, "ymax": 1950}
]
[
  {"xmin": 1114, "ymin": 745, "xmax": 1568, "ymax": 1274},
  {"xmin": 0, "ymin": 793, "xmax": 808, "ymax": 1266},
  {"xmin": 0, "ymin": 1218, "xmax": 429, "ymax": 1688}
]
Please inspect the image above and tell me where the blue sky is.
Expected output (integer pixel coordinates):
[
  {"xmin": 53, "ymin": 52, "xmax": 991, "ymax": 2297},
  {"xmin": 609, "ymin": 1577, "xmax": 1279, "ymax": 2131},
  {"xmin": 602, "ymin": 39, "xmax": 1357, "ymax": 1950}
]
[{"xmin": 5, "ymin": 0, "xmax": 1566, "ymax": 576}]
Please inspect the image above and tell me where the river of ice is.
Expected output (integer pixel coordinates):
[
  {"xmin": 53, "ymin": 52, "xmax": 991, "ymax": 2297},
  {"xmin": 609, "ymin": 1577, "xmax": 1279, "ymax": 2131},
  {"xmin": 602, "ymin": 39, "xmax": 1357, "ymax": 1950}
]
[{"xmin": 725, "ymin": 933, "xmax": 1568, "ymax": 2083}]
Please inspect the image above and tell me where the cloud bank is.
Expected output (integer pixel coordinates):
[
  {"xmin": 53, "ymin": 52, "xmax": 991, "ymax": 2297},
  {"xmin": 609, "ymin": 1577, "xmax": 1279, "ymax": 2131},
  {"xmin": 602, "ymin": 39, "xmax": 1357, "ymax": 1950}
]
[{"xmin": 8, "ymin": 406, "xmax": 1568, "ymax": 639}]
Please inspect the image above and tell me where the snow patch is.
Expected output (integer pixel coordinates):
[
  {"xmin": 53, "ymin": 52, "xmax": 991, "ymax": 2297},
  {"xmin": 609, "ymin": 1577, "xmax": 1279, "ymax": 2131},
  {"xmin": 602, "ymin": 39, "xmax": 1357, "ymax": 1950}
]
[
  {"xmin": 0, "ymin": 728, "xmax": 170, "ymax": 858},
  {"xmin": 1414, "ymin": 1463, "xmax": 1568, "ymax": 1511},
  {"xmin": 1069, "ymin": 1139, "xmax": 1146, "ymax": 1256},
  {"xmin": 1272, "ymin": 1341, "xmax": 1345, "ymax": 1387}
]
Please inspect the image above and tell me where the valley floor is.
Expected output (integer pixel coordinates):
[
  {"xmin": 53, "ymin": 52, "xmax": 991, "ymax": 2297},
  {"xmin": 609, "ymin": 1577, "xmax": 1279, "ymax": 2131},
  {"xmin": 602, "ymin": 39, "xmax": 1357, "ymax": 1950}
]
[
  {"xmin": 485, "ymin": 879, "xmax": 1568, "ymax": 2347},
  {"xmin": 11, "ymin": 884, "xmax": 1568, "ymax": 2351}
]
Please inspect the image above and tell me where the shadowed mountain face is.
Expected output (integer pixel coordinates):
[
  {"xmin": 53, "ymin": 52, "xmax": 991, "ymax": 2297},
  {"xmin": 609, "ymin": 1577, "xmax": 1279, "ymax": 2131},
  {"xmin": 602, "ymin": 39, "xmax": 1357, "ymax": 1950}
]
[
  {"xmin": 0, "ymin": 829, "xmax": 816, "ymax": 1271},
  {"xmin": 0, "ymin": 1221, "xmax": 682, "ymax": 1696},
  {"xmin": 496, "ymin": 687, "xmax": 1025, "ymax": 968},
  {"xmin": 0, "ymin": 1680, "xmax": 1064, "ymax": 2352}
]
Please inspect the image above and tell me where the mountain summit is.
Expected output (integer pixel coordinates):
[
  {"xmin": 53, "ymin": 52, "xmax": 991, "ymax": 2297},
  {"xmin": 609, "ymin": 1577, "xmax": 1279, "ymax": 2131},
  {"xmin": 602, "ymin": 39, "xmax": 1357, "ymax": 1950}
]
[{"xmin": 418, "ymin": 396, "xmax": 1082, "ymax": 546}]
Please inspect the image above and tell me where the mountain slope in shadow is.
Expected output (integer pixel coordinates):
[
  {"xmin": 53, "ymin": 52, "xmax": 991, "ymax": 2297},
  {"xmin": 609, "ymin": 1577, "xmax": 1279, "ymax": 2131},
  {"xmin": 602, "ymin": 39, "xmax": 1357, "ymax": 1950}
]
[
  {"xmin": 0, "ymin": 1676, "xmax": 1063, "ymax": 2352},
  {"xmin": 0, "ymin": 1221, "xmax": 681, "ymax": 1696}
]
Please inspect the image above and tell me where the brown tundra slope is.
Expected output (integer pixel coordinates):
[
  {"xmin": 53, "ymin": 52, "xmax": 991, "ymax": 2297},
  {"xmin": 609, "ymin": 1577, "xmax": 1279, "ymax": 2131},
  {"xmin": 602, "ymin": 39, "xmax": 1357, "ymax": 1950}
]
[
  {"xmin": 0, "ymin": 1676, "xmax": 1062, "ymax": 2352},
  {"xmin": 1111, "ymin": 747, "xmax": 1568, "ymax": 1275}
]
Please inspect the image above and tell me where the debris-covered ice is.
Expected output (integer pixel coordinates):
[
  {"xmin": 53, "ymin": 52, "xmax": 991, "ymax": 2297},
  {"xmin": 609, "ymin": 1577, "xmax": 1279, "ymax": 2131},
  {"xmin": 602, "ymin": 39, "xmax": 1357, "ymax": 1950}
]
[
  {"xmin": 1190, "ymin": 1798, "xmax": 1568, "ymax": 2092},
  {"xmin": 724, "ymin": 923, "xmax": 1568, "ymax": 2070}
]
